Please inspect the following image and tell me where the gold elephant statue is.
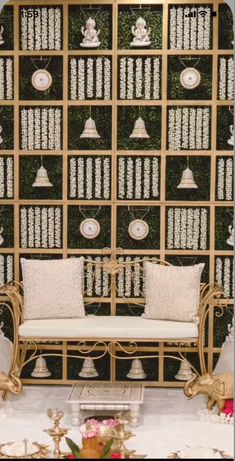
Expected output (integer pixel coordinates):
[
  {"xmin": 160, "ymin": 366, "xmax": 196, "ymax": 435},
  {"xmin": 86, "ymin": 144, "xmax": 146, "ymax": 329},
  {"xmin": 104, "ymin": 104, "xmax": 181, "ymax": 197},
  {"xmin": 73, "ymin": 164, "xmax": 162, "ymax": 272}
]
[
  {"xmin": 184, "ymin": 372, "xmax": 234, "ymax": 413},
  {"xmin": 0, "ymin": 371, "xmax": 22, "ymax": 395}
]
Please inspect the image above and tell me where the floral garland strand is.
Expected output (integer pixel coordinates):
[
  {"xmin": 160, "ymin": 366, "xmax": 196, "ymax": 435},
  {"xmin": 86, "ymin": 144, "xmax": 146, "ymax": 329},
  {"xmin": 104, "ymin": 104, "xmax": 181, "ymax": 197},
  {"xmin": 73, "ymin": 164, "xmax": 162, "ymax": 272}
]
[
  {"xmin": 0, "ymin": 58, "xmax": 13, "ymax": 100},
  {"xmin": 135, "ymin": 58, "xmax": 143, "ymax": 99},
  {"xmin": 117, "ymin": 257, "xmax": 124, "ymax": 297},
  {"xmin": 34, "ymin": 8, "xmax": 41, "ymax": 51},
  {"xmin": 196, "ymin": 108, "xmax": 203, "ymax": 150},
  {"xmin": 48, "ymin": 207, "xmax": 55, "ymax": 249},
  {"xmin": 126, "ymin": 158, "xmax": 134, "ymax": 199},
  {"xmin": 77, "ymin": 157, "xmax": 85, "ymax": 198},
  {"xmin": 78, "ymin": 58, "xmax": 85, "ymax": 101},
  {"xmin": 54, "ymin": 207, "xmax": 61, "ymax": 248},
  {"xmin": 183, "ymin": 7, "xmax": 190, "ymax": 50},
  {"xmin": 144, "ymin": 58, "xmax": 151, "ymax": 100},
  {"xmin": 0, "ymin": 255, "xmax": 4, "ymax": 286},
  {"xmin": 6, "ymin": 255, "xmax": 13, "ymax": 283},
  {"xmin": 41, "ymin": 108, "xmax": 48, "ymax": 150},
  {"xmin": 41, "ymin": 207, "xmax": 48, "ymax": 248},
  {"xmin": 192, "ymin": 208, "xmax": 200, "ymax": 250},
  {"xmin": 87, "ymin": 58, "xmax": 94, "ymax": 99},
  {"xmin": 143, "ymin": 157, "xmax": 151, "ymax": 199},
  {"xmin": 175, "ymin": 108, "xmax": 182, "ymax": 150},
  {"xmin": 215, "ymin": 258, "xmax": 223, "ymax": 288},
  {"xmin": 118, "ymin": 157, "xmax": 125, "ymax": 199},
  {"xmin": 54, "ymin": 108, "xmax": 62, "ymax": 150},
  {"xmin": 6, "ymin": 157, "xmax": 13, "ymax": 198},
  {"xmin": 86, "ymin": 157, "xmax": 93, "ymax": 200},
  {"xmin": 186, "ymin": 208, "xmax": 194, "ymax": 248},
  {"xmin": 54, "ymin": 7, "xmax": 62, "ymax": 50},
  {"xmin": 190, "ymin": 7, "xmax": 197, "ymax": 50},
  {"xmin": 41, "ymin": 8, "xmax": 48, "ymax": 50},
  {"xmin": 200, "ymin": 208, "xmax": 208, "ymax": 250},
  {"xmin": 20, "ymin": 207, "xmax": 28, "ymax": 248},
  {"xmin": 34, "ymin": 108, "xmax": 41, "ymax": 150},
  {"xmin": 21, "ymin": 8, "xmax": 28, "ymax": 50},
  {"xmin": 125, "ymin": 257, "xmax": 132, "ymax": 297},
  {"xmin": 180, "ymin": 208, "xmax": 187, "ymax": 249},
  {"xmin": 28, "ymin": 207, "xmax": 35, "ymax": 248},
  {"xmin": 182, "ymin": 107, "xmax": 189, "ymax": 149},
  {"xmin": 176, "ymin": 7, "xmax": 183, "ymax": 50},
  {"xmin": 27, "ymin": 108, "xmax": 34, "ymax": 150},
  {"xmin": 48, "ymin": 7, "xmax": 55, "ymax": 51},
  {"xmin": 104, "ymin": 58, "xmax": 111, "ymax": 100},
  {"xmin": 48, "ymin": 108, "xmax": 55, "ymax": 150},
  {"xmin": 96, "ymin": 157, "xmax": 103, "ymax": 199},
  {"xmin": 197, "ymin": 7, "xmax": 204, "ymax": 50},
  {"xmin": 227, "ymin": 57, "xmax": 234, "ymax": 100},
  {"xmin": 174, "ymin": 208, "xmax": 181, "ymax": 249},
  {"xmin": 153, "ymin": 57, "xmax": 160, "ymax": 100},
  {"xmin": 69, "ymin": 157, "xmax": 77, "ymax": 198},
  {"xmin": 219, "ymin": 57, "xmax": 227, "ymax": 100},
  {"xmin": 133, "ymin": 257, "xmax": 141, "ymax": 297},
  {"xmin": 225, "ymin": 158, "xmax": 233, "ymax": 201},
  {"xmin": 135, "ymin": 158, "xmax": 142, "ymax": 199},
  {"xmin": 27, "ymin": 10, "xmax": 35, "ymax": 51},
  {"xmin": 0, "ymin": 59, "xmax": 4, "ymax": 100},
  {"xmin": 202, "ymin": 108, "xmax": 210, "ymax": 149},
  {"xmin": 94, "ymin": 256, "xmax": 102, "ymax": 296},
  {"xmin": 119, "ymin": 58, "xmax": 127, "ymax": 99},
  {"xmin": 217, "ymin": 158, "xmax": 225, "ymax": 200},
  {"xmin": 85, "ymin": 257, "xmax": 93, "ymax": 297},
  {"xmin": 103, "ymin": 157, "xmax": 110, "ymax": 199},
  {"xmin": 189, "ymin": 108, "xmax": 196, "ymax": 150},
  {"xmin": 152, "ymin": 157, "xmax": 159, "ymax": 198},
  {"xmin": 0, "ymin": 157, "xmax": 4, "ymax": 198},
  {"xmin": 127, "ymin": 58, "xmax": 134, "ymax": 100},
  {"xmin": 70, "ymin": 58, "xmax": 77, "ymax": 100},
  {"xmin": 224, "ymin": 258, "xmax": 231, "ymax": 298},
  {"xmin": 169, "ymin": 7, "xmax": 177, "ymax": 49},
  {"xmin": 102, "ymin": 256, "xmax": 110, "ymax": 297},
  {"xmin": 168, "ymin": 108, "xmax": 175, "ymax": 150},
  {"xmin": 34, "ymin": 207, "xmax": 41, "ymax": 248},
  {"xmin": 96, "ymin": 57, "xmax": 103, "ymax": 99},
  {"xmin": 203, "ymin": 7, "xmax": 211, "ymax": 50}
]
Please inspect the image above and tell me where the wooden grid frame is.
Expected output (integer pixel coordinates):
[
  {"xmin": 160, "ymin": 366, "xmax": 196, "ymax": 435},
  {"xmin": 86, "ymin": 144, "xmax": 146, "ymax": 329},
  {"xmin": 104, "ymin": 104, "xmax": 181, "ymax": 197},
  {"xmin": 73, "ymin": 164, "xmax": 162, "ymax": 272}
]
[{"xmin": 0, "ymin": 0, "xmax": 233, "ymax": 387}]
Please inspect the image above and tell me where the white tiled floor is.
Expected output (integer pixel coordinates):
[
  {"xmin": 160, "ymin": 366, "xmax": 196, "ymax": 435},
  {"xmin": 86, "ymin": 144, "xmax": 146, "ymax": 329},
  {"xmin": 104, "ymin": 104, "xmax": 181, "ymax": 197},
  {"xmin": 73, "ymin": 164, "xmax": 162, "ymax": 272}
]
[{"xmin": 0, "ymin": 386, "xmax": 233, "ymax": 458}]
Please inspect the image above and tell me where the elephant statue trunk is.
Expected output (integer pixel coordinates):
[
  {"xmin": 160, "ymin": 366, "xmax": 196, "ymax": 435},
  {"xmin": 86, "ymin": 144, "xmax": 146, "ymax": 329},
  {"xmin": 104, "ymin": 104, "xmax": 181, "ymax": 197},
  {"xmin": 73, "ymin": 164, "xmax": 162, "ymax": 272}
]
[
  {"xmin": 0, "ymin": 371, "xmax": 22, "ymax": 396},
  {"xmin": 183, "ymin": 374, "xmax": 197, "ymax": 399}
]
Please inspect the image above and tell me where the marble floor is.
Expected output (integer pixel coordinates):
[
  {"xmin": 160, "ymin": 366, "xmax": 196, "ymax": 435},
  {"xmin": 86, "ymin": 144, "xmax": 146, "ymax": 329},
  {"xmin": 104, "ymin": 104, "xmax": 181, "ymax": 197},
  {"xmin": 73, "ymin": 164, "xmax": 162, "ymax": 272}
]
[{"xmin": 0, "ymin": 386, "xmax": 233, "ymax": 459}]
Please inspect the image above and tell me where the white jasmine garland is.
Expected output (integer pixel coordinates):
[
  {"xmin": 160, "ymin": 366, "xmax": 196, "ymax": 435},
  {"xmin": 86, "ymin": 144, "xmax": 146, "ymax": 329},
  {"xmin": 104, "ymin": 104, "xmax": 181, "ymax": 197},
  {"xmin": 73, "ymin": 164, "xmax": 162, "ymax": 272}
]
[
  {"xmin": 28, "ymin": 207, "xmax": 35, "ymax": 248},
  {"xmin": 118, "ymin": 157, "xmax": 125, "ymax": 199},
  {"xmin": 167, "ymin": 208, "xmax": 174, "ymax": 249},
  {"xmin": 126, "ymin": 158, "xmax": 134, "ymax": 199},
  {"xmin": 95, "ymin": 157, "xmax": 102, "ymax": 199},
  {"xmin": 196, "ymin": 108, "xmax": 203, "ymax": 150},
  {"xmin": 216, "ymin": 257, "xmax": 223, "ymax": 288},
  {"xmin": 174, "ymin": 208, "xmax": 181, "ymax": 249},
  {"xmin": 202, "ymin": 108, "xmax": 210, "ymax": 149},
  {"xmin": 168, "ymin": 108, "xmax": 175, "ymax": 150},
  {"xmin": 54, "ymin": 108, "xmax": 62, "ymax": 150},
  {"xmin": 27, "ymin": 109, "xmax": 34, "ymax": 150},
  {"xmin": 21, "ymin": 109, "xmax": 28, "ymax": 150},
  {"xmin": 20, "ymin": 207, "xmax": 27, "ymax": 248},
  {"xmin": 190, "ymin": 7, "xmax": 197, "ymax": 50},
  {"xmin": 85, "ymin": 257, "xmax": 93, "ymax": 296},
  {"xmin": 104, "ymin": 58, "xmax": 111, "ymax": 100},
  {"xmin": 69, "ymin": 157, "xmax": 77, "ymax": 198},
  {"xmin": 55, "ymin": 207, "xmax": 61, "ymax": 248},
  {"xmin": 21, "ymin": 8, "xmax": 28, "ymax": 50},
  {"xmin": 41, "ymin": 207, "xmax": 48, "ymax": 248},
  {"xmin": 119, "ymin": 58, "xmax": 127, "ymax": 99},
  {"xmin": 125, "ymin": 257, "xmax": 132, "ymax": 297},
  {"xmin": 87, "ymin": 58, "xmax": 94, "ymax": 99},
  {"xmin": 6, "ymin": 255, "xmax": 13, "ymax": 282},
  {"xmin": 34, "ymin": 108, "xmax": 41, "ymax": 150},
  {"xmin": 103, "ymin": 157, "xmax": 110, "ymax": 199},
  {"xmin": 6, "ymin": 58, "xmax": 13, "ymax": 100},
  {"xmin": 217, "ymin": 158, "xmax": 225, "ymax": 200},
  {"xmin": 183, "ymin": 7, "xmax": 190, "ymax": 50},
  {"xmin": 144, "ymin": 58, "xmax": 151, "ymax": 100},
  {"xmin": 135, "ymin": 157, "xmax": 142, "ymax": 199},
  {"xmin": 186, "ymin": 208, "xmax": 193, "ymax": 248},
  {"xmin": 175, "ymin": 107, "xmax": 182, "ymax": 150},
  {"xmin": 70, "ymin": 58, "xmax": 77, "ymax": 100},
  {"xmin": 27, "ymin": 11, "xmax": 34, "ymax": 51},
  {"xmin": 48, "ymin": 207, "xmax": 55, "ymax": 249},
  {"xmin": 153, "ymin": 57, "xmax": 160, "ymax": 100},
  {"xmin": 34, "ymin": 8, "xmax": 41, "ymax": 50},
  {"xmin": 86, "ymin": 157, "xmax": 93, "ymax": 199},
  {"xmin": 78, "ymin": 58, "xmax": 85, "ymax": 100},
  {"xmin": 48, "ymin": 108, "xmax": 55, "ymax": 150},
  {"xmin": 227, "ymin": 57, "xmax": 234, "ymax": 100},
  {"xmin": 96, "ymin": 57, "xmax": 103, "ymax": 99},
  {"xmin": 6, "ymin": 157, "xmax": 13, "ymax": 198},
  {"xmin": 219, "ymin": 58, "xmax": 226, "ymax": 100},
  {"xmin": 176, "ymin": 7, "xmax": 183, "ymax": 49},
  {"xmin": 203, "ymin": 7, "xmax": 211, "ymax": 49},
  {"xmin": 135, "ymin": 58, "xmax": 143, "ymax": 99},
  {"xmin": 192, "ymin": 208, "xmax": 200, "ymax": 250},
  {"xmin": 117, "ymin": 257, "xmax": 124, "ymax": 297},
  {"xmin": 225, "ymin": 158, "xmax": 233, "ymax": 201},
  {"xmin": 127, "ymin": 58, "xmax": 134, "ymax": 100},
  {"xmin": 54, "ymin": 7, "xmax": 62, "ymax": 50},
  {"xmin": 133, "ymin": 257, "xmax": 141, "ymax": 297},
  {"xmin": 48, "ymin": 8, "xmax": 55, "ymax": 50},
  {"xmin": 143, "ymin": 157, "xmax": 150, "ymax": 199},
  {"xmin": 152, "ymin": 157, "xmax": 159, "ymax": 198},
  {"xmin": 34, "ymin": 206, "xmax": 41, "ymax": 248},
  {"xmin": 95, "ymin": 256, "xmax": 102, "ymax": 296},
  {"xmin": 102, "ymin": 256, "xmax": 110, "ymax": 297},
  {"xmin": 200, "ymin": 208, "xmax": 207, "ymax": 250},
  {"xmin": 41, "ymin": 8, "xmax": 48, "ymax": 50},
  {"xmin": 0, "ymin": 157, "xmax": 4, "ymax": 198},
  {"xmin": 180, "ymin": 208, "xmax": 187, "ymax": 249},
  {"xmin": 77, "ymin": 157, "xmax": 84, "ymax": 198},
  {"xmin": 197, "ymin": 7, "xmax": 204, "ymax": 50},
  {"xmin": 182, "ymin": 107, "xmax": 189, "ymax": 149},
  {"xmin": 169, "ymin": 7, "xmax": 177, "ymax": 49},
  {"xmin": 224, "ymin": 257, "xmax": 231, "ymax": 298},
  {"xmin": 0, "ymin": 255, "xmax": 4, "ymax": 286},
  {"xmin": 189, "ymin": 108, "xmax": 196, "ymax": 149},
  {"xmin": 41, "ymin": 108, "xmax": 48, "ymax": 150},
  {"xmin": 0, "ymin": 59, "xmax": 4, "ymax": 100}
]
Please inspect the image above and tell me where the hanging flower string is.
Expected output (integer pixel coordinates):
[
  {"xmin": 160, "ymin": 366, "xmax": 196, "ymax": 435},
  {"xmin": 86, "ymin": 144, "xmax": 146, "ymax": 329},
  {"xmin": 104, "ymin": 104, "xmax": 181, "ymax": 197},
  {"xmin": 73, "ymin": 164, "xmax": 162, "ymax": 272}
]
[
  {"xmin": 69, "ymin": 156, "xmax": 111, "ymax": 200},
  {"xmin": 217, "ymin": 157, "xmax": 233, "ymax": 201},
  {"xmin": 169, "ymin": 6, "xmax": 211, "ymax": 50},
  {"xmin": 218, "ymin": 56, "xmax": 234, "ymax": 100},
  {"xmin": 20, "ymin": 107, "xmax": 62, "ymax": 150},
  {"xmin": 167, "ymin": 207, "xmax": 208, "ymax": 250},
  {"xmin": 20, "ymin": 6, "xmax": 62, "ymax": 50},
  {"xmin": 168, "ymin": 107, "xmax": 210, "ymax": 150},
  {"xmin": 0, "ymin": 58, "xmax": 13, "ymax": 100},
  {"xmin": 118, "ymin": 157, "xmax": 160, "ymax": 200},
  {"xmin": 69, "ymin": 57, "xmax": 112, "ymax": 100},
  {"xmin": 119, "ymin": 56, "xmax": 161, "ymax": 100},
  {"xmin": 0, "ymin": 156, "xmax": 13, "ymax": 199},
  {"xmin": 20, "ymin": 206, "xmax": 62, "ymax": 249}
]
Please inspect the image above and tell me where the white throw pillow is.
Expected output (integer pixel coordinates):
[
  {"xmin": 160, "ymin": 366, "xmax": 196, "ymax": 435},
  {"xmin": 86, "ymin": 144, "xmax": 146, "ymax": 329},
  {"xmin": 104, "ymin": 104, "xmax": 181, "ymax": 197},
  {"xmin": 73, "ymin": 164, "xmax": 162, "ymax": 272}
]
[
  {"xmin": 21, "ymin": 258, "xmax": 85, "ymax": 320},
  {"xmin": 144, "ymin": 262, "xmax": 205, "ymax": 323}
]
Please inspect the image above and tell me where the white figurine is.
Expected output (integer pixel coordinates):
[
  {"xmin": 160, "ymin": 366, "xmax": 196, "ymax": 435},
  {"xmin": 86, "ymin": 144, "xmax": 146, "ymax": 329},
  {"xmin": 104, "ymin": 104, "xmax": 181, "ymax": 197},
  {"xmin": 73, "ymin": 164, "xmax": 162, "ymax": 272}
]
[
  {"xmin": 0, "ymin": 126, "xmax": 3, "ymax": 145},
  {"xmin": 0, "ymin": 227, "xmax": 3, "ymax": 246},
  {"xmin": 130, "ymin": 17, "xmax": 151, "ymax": 47},
  {"xmin": 227, "ymin": 124, "xmax": 234, "ymax": 146},
  {"xmin": 0, "ymin": 26, "xmax": 4, "ymax": 46},
  {"xmin": 80, "ymin": 17, "xmax": 100, "ymax": 48},
  {"xmin": 227, "ymin": 224, "xmax": 234, "ymax": 247}
]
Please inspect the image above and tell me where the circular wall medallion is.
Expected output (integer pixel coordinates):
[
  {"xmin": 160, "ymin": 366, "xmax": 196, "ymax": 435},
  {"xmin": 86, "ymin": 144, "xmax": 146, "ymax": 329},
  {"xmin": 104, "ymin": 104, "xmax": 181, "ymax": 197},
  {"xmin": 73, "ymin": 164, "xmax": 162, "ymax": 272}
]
[
  {"xmin": 180, "ymin": 68, "xmax": 201, "ymax": 90},
  {"xmin": 128, "ymin": 219, "xmax": 149, "ymax": 240},
  {"xmin": 80, "ymin": 218, "xmax": 100, "ymax": 239},
  {"xmin": 31, "ymin": 69, "xmax": 52, "ymax": 91}
]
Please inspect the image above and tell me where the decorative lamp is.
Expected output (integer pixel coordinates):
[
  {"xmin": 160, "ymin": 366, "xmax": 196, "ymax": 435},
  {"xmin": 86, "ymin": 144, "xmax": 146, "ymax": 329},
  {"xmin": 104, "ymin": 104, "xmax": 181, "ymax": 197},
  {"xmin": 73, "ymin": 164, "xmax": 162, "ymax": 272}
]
[
  {"xmin": 32, "ymin": 157, "xmax": 53, "ymax": 188},
  {"xmin": 129, "ymin": 117, "xmax": 150, "ymax": 139},
  {"xmin": 31, "ymin": 356, "xmax": 51, "ymax": 378},
  {"xmin": 177, "ymin": 157, "xmax": 198, "ymax": 189},
  {"xmin": 80, "ymin": 116, "xmax": 101, "ymax": 139},
  {"xmin": 126, "ymin": 358, "xmax": 147, "ymax": 380},
  {"xmin": 175, "ymin": 359, "xmax": 194, "ymax": 381},
  {"xmin": 78, "ymin": 358, "xmax": 98, "ymax": 378}
]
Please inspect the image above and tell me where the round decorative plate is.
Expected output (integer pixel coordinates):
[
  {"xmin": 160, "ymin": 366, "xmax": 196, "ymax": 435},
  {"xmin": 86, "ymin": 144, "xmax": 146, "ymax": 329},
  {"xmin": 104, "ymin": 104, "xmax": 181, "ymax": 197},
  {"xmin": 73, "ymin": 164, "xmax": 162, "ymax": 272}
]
[
  {"xmin": 31, "ymin": 69, "xmax": 52, "ymax": 91},
  {"xmin": 180, "ymin": 67, "xmax": 201, "ymax": 89},
  {"xmin": 128, "ymin": 219, "xmax": 149, "ymax": 240},
  {"xmin": 80, "ymin": 218, "xmax": 100, "ymax": 239}
]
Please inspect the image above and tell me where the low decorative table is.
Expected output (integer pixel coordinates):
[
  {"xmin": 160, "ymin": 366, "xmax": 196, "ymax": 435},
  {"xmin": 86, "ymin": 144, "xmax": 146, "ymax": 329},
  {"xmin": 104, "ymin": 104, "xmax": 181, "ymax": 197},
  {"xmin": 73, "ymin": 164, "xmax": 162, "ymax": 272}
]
[{"xmin": 67, "ymin": 383, "xmax": 144, "ymax": 427}]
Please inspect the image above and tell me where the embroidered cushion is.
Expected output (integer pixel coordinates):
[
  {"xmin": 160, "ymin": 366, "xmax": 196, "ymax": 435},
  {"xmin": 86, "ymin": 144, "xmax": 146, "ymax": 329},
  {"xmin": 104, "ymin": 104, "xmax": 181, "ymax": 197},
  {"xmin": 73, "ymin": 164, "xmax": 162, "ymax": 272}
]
[
  {"xmin": 143, "ymin": 262, "xmax": 205, "ymax": 323},
  {"xmin": 21, "ymin": 257, "xmax": 85, "ymax": 320}
]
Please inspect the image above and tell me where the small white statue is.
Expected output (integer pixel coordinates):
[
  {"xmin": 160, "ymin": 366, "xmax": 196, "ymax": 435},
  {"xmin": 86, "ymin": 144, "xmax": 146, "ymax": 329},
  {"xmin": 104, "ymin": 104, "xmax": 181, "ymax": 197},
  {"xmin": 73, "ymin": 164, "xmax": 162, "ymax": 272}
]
[
  {"xmin": 80, "ymin": 17, "xmax": 100, "ymax": 48},
  {"xmin": 227, "ymin": 124, "xmax": 234, "ymax": 146},
  {"xmin": 0, "ymin": 126, "xmax": 3, "ymax": 145},
  {"xmin": 130, "ymin": 17, "xmax": 151, "ymax": 47},
  {"xmin": 0, "ymin": 26, "xmax": 4, "ymax": 46},
  {"xmin": 227, "ymin": 224, "xmax": 234, "ymax": 247},
  {"xmin": 0, "ymin": 227, "xmax": 4, "ymax": 246}
]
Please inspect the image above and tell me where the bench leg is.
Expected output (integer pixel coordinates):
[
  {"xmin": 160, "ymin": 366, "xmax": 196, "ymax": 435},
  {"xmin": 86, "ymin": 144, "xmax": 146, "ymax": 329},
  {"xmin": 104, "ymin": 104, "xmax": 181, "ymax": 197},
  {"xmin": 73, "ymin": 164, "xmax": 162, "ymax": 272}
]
[
  {"xmin": 71, "ymin": 403, "xmax": 81, "ymax": 426},
  {"xmin": 129, "ymin": 403, "xmax": 140, "ymax": 427}
]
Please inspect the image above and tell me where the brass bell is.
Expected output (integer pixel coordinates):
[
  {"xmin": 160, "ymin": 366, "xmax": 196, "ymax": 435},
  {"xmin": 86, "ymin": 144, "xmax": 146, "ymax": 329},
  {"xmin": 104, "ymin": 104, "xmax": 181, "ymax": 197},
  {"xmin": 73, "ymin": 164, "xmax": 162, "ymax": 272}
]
[
  {"xmin": 177, "ymin": 157, "xmax": 198, "ymax": 189},
  {"xmin": 32, "ymin": 157, "xmax": 53, "ymax": 188},
  {"xmin": 78, "ymin": 358, "xmax": 98, "ymax": 378},
  {"xmin": 126, "ymin": 358, "xmax": 147, "ymax": 380},
  {"xmin": 80, "ymin": 116, "xmax": 101, "ymax": 139},
  {"xmin": 175, "ymin": 359, "xmax": 194, "ymax": 381},
  {"xmin": 129, "ymin": 117, "xmax": 150, "ymax": 139},
  {"xmin": 31, "ymin": 356, "xmax": 51, "ymax": 378}
]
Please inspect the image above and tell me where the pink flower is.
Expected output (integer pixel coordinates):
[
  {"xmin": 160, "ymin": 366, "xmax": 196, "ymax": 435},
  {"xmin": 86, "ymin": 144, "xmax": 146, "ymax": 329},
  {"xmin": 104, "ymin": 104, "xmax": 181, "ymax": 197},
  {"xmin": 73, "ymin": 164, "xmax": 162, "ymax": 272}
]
[
  {"xmin": 222, "ymin": 400, "xmax": 234, "ymax": 416},
  {"xmin": 67, "ymin": 456, "xmax": 76, "ymax": 459},
  {"xmin": 111, "ymin": 453, "xmax": 121, "ymax": 459}
]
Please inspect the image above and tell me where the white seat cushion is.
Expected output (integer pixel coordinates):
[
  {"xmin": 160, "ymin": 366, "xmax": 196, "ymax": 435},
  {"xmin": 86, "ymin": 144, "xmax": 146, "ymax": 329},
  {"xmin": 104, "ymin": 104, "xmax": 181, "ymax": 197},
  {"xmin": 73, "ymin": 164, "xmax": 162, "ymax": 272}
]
[{"xmin": 19, "ymin": 316, "xmax": 198, "ymax": 340}]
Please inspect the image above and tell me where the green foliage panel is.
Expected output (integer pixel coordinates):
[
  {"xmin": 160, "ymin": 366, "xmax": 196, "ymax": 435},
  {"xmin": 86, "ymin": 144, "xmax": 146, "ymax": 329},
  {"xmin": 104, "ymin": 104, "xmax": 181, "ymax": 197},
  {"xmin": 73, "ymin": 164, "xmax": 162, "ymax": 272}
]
[
  {"xmin": 165, "ymin": 255, "xmax": 210, "ymax": 284},
  {"xmin": 218, "ymin": 4, "xmax": 234, "ymax": 50},
  {"xmin": 217, "ymin": 106, "xmax": 234, "ymax": 150},
  {"xmin": 19, "ymin": 156, "xmax": 63, "ymax": 200},
  {"xmin": 0, "ymin": 6, "xmax": 13, "ymax": 50},
  {"xmin": 68, "ymin": 106, "xmax": 112, "ymax": 150},
  {"xmin": 118, "ymin": 5, "xmax": 162, "ymax": 50},
  {"xmin": 166, "ymin": 156, "xmax": 211, "ymax": 201},
  {"xmin": 117, "ymin": 206, "xmax": 160, "ymax": 250},
  {"xmin": 215, "ymin": 207, "xmax": 233, "ymax": 250},
  {"xmin": 0, "ymin": 106, "xmax": 13, "ymax": 150},
  {"xmin": 117, "ymin": 106, "xmax": 161, "ymax": 150},
  {"xmin": 69, "ymin": 5, "xmax": 112, "ymax": 50},
  {"xmin": 168, "ymin": 56, "xmax": 212, "ymax": 100},
  {"xmin": 0, "ymin": 205, "xmax": 14, "ymax": 247},
  {"xmin": 68, "ymin": 205, "xmax": 111, "ymax": 249},
  {"xmin": 19, "ymin": 57, "xmax": 63, "ymax": 100}
]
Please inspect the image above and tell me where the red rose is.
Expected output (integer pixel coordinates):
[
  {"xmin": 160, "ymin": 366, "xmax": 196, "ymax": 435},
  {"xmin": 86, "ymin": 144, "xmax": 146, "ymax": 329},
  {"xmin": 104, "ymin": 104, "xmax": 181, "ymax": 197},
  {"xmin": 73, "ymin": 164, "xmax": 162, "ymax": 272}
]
[
  {"xmin": 67, "ymin": 455, "xmax": 76, "ymax": 459},
  {"xmin": 111, "ymin": 454, "xmax": 121, "ymax": 459}
]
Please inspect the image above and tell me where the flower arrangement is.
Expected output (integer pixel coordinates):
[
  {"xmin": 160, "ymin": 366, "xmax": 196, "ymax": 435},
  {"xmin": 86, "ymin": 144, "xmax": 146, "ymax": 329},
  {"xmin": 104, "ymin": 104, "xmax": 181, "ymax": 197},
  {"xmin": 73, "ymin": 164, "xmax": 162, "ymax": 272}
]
[
  {"xmin": 118, "ymin": 157, "xmax": 159, "ymax": 200},
  {"xmin": 20, "ymin": 107, "xmax": 62, "ymax": 150},
  {"xmin": 84, "ymin": 255, "xmax": 110, "ymax": 297},
  {"xmin": 169, "ymin": 6, "xmax": 211, "ymax": 50},
  {"xmin": 167, "ymin": 207, "xmax": 208, "ymax": 250},
  {"xmin": 0, "ymin": 254, "xmax": 13, "ymax": 286},
  {"xmin": 215, "ymin": 257, "xmax": 234, "ymax": 299},
  {"xmin": 20, "ymin": 6, "xmax": 62, "ymax": 50},
  {"xmin": 69, "ymin": 156, "xmax": 111, "ymax": 200},
  {"xmin": 70, "ymin": 57, "xmax": 111, "ymax": 100},
  {"xmin": 119, "ymin": 57, "xmax": 161, "ymax": 100},
  {"xmin": 0, "ymin": 58, "xmax": 13, "ymax": 100},
  {"xmin": 20, "ymin": 206, "xmax": 62, "ymax": 249},
  {"xmin": 216, "ymin": 157, "xmax": 233, "ymax": 201},
  {"xmin": 168, "ymin": 107, "xmax": 210, "ymax": 150},
  {"xmin": 0, "ymin": 156, "xmax": 13, "ymax": 199},
  {"xmin": 218, "ymin": 56, "xmax": 234, "ymax": 100}
]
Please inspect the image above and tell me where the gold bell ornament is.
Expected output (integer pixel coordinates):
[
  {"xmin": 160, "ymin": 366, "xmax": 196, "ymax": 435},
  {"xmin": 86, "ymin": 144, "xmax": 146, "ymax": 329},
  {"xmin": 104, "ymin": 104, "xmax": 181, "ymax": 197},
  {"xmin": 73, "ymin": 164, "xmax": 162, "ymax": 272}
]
[
  {"xmin": 78, "ymin": 358, "xmax": 99, "ymax": 378},
  {"xmin": 175, "ymin": 359, "xmax": 194, "ymax": 381},
  {"xmin": 80, "ymin": 110, "xmax": 101, "ymax": 139},
  {"xmin": 31, "ymin": 355, "xmax": 51, "ymax": 378},
  {"xmin": 126, "ymin": 358, "xmax": 147, "ymax": 380},
  {"xmin": 129, "ymin": 116, "xmax": 150, "ymax": 139},
  {"xmin": 32, "ymin": 156, "xmax": 53, "ymax": 188},
  {"xmin": 177, "ymin": 157, "xmax": 198, "ymax": 189}
]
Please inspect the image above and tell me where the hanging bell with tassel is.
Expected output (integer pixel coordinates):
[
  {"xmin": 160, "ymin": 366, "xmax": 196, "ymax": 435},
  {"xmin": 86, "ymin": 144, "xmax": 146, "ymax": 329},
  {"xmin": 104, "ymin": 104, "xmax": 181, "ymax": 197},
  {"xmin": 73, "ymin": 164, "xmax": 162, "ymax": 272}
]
[
  {"xmin": 32, "ymin": 157, "xmax": 53, "ymax": 188},
  {"xmin": 177, "ymin": 157, "xmax": 198, "ymax": 189},
  {"xmin": 129, "ymin": 117, "xmax": 150, "ymax": 139},
  {"xmin": 175, "ymin": 359, "xmax": 194, "ymax": 381},
  {"xmin": 31, "ymin": 356, "xmax": 51, "ymax": 378},
  {"xmin": 80, "ymin": 116, "xmax": 101, "ymax": 139},
  {"xmin": 126, "ymin": 358, "xmax": 147, "ymax": 380},
  {"xmin": 78, "ymin": 358, "xmax": 99, "ymax": 378}
]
